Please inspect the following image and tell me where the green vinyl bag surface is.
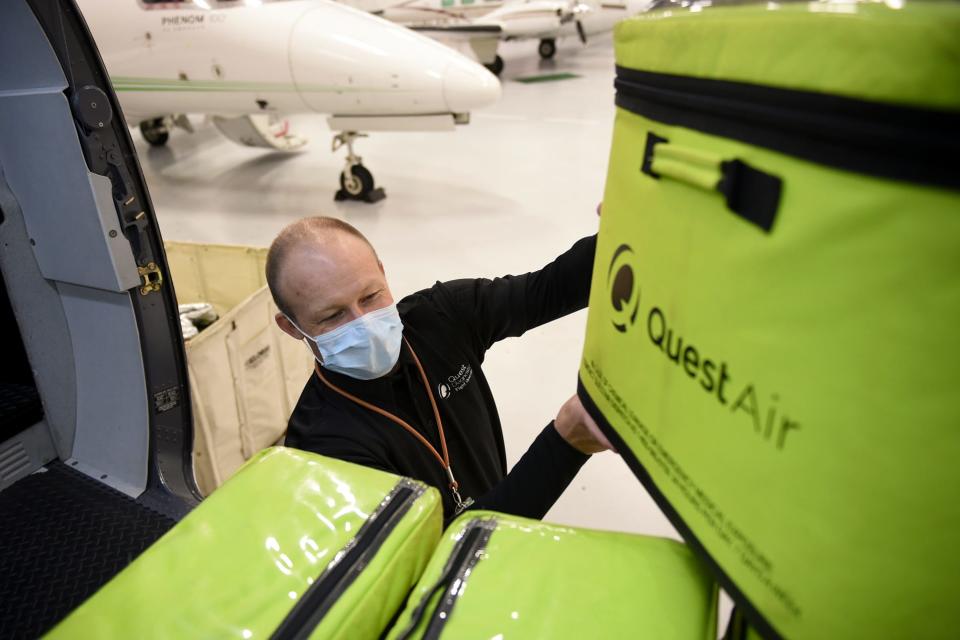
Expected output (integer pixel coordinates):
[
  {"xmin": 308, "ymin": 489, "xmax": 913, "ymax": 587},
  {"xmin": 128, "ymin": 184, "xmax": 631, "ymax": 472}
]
[
  {"xmin": 47, "ymin": 447, "xmax": 442, "ymax": 639},
  {"xmin": 578, "ymin": 3, "xmax": 960, "ymax": 639},
  {"xmin": 387, "ymin": 510, "xmax": 718, "ymax": 639}
]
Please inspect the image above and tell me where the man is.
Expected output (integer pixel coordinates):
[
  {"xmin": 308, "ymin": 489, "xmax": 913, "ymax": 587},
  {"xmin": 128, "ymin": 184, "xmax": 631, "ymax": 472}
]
[{"xmin": 269, "ymin": 216, "xmax": 612, "ymax": 521}]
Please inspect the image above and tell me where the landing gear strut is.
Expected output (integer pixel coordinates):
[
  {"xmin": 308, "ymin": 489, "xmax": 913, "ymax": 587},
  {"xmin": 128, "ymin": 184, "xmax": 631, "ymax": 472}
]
[
  {"xmin": 538, "ymin": 38, "xmax": 557, "ymax": 60},
  {"xmin": 484, "ymin": 55, "xmax": 505, "ymax": 77},
  {"xmin": 332, "ymin": 131, "xmax": 385, "ymax": 203},
  {"xmin": 139, "ymin": 118, "xmax": 169, "ymax": 146}
]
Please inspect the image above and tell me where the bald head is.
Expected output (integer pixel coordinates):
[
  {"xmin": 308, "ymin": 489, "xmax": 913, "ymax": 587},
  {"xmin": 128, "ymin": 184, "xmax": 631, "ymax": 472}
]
[{"xmin": 267, "ymin": 217, "xmax": 391, "ymax": 338}]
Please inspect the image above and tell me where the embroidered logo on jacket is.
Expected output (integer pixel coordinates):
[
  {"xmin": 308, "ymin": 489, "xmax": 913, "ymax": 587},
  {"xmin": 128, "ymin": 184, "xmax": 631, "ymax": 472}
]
[{"xmin": 438, "ymin": 364, "xmax": 473, "ymax": 400}]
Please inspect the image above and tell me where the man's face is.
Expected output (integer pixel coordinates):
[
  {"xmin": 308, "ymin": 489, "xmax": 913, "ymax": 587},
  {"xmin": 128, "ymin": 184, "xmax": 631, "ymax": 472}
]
[{"xmin": 275, "ymin": 233, "xmax": 394, "ymax": 348}]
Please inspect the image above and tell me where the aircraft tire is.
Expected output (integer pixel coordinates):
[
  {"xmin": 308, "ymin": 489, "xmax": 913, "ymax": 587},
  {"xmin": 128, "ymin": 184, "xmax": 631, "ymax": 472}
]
[
  {"xmin": 139, "ymin": 119, "xmax": 169, "ymax": 147},
  {"xmin": 484, "ymin": 55, "xmax": 504, "ymax": 77},
  {"xmin": 340, "ymin": 164, "xmax": 375, "ymax": 199},
  {"xmin": 538, "ymin": 39, "xmax": 557, "ymax": 60}
]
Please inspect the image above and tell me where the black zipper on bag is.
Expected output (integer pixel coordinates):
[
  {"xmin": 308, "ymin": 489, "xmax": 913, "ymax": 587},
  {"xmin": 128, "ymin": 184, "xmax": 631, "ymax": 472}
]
[
  {"xmin": 394, "ymin": 518, "xmax": 497, "ymax": 640},
  {"xmin": 615, "ymin": 66, "xmax": 960, "ymax": 190},
  {"xmin": 271, "ymin": 480, "xmax": 424, "ymax": 640}
]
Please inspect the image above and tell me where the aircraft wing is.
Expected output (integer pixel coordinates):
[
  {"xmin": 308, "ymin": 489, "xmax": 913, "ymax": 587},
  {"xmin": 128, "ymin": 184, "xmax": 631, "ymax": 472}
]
[
  {"xmin": 408, "ymin": 23, "xmax": 503, "ymax": 36},
  {"xmin": 407, "ymin": 23, "xmax": 503, "ymax": 65}
]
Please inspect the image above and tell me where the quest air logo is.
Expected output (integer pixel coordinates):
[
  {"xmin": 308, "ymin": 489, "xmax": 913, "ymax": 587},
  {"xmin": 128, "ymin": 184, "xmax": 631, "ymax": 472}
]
[
  {"xmin": 607, "ymin": 244, "xmax": 641, "ymax": 333},
  {"xmin": 438, "ymin": 364, "xmax": 473, "ymax": 400},
  {"xmin": 599, "ymin": 244, "xmax": 802, "ymax": 452}
]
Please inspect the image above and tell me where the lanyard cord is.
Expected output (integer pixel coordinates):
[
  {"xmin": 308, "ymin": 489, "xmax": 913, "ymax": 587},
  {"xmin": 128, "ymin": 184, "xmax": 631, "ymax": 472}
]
[{"xmin": 313, "ymin": 337, "xmax": 460, "ymax": 494}]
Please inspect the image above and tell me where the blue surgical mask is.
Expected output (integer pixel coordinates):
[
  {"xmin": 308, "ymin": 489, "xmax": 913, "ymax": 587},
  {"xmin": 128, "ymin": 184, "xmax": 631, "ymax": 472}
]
[{"xmin": 288, "ymin": 304, "xmax": 403, "ymax": 380}]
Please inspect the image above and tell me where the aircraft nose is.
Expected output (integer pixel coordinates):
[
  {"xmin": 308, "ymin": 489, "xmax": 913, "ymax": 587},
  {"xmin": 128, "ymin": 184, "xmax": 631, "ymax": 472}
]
[{"xmin": 442, "ymin": 58, "xmax": 501, "ymax": 114}]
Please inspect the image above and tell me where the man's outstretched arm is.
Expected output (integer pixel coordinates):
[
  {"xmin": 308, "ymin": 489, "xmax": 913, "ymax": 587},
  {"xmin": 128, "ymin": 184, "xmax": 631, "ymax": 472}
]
[
  {"xmin": 466, "ymin": 394, "xmax": 615, "ymax": 521},
  {"xmin": 436, "ymin": 233, "xmax": 597, "ymax": 356}
]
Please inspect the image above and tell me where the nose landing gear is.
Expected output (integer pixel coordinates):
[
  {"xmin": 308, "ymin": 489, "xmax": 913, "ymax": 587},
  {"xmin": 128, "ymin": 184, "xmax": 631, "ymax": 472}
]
[{"xmin": 332, "ymin": 131, "xmax": 386, "ymax": 203}]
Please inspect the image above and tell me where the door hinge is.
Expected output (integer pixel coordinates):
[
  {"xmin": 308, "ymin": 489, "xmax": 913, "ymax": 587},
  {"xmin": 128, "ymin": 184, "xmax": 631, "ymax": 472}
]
[{"xmin": 137, "ymin": 262, "xmax": 163, "ymax": 295}]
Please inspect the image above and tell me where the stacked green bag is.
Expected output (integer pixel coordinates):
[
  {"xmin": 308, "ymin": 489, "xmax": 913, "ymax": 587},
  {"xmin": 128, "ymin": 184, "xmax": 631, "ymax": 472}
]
[
  {"xmin": 47, "ymin": 447, "xmax": 442, "ymax": 639},
  {"xmin": 387, "ymin": 511, "xmax": 718, "ymax": 639},
  {"xmin": 579, "ymin": 2, "xmax": 960, "ymax": 638}
]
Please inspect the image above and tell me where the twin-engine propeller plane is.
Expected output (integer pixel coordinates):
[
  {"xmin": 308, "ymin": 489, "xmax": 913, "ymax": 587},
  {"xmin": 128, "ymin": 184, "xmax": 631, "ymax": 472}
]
[{"xmin": 349, "ymin": 0, "xmax": 653, "ymax": 75}]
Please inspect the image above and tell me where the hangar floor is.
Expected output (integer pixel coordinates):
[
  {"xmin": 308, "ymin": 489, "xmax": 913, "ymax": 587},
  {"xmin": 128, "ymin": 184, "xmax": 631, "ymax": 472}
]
[{"xmin": 136, "ymin": 36, "xmax": 678, "ymax": 539}]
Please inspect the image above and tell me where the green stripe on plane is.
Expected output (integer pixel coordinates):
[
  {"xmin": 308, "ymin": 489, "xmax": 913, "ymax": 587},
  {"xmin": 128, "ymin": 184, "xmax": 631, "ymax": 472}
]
[{"xmin": 109, "ymin": 76, "xmax": 418, "ymax": 94}]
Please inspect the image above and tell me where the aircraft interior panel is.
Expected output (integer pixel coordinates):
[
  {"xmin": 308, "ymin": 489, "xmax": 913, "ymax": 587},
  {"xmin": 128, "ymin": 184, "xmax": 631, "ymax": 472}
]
[{"xmin": 0, "ymin": 1, "xmax": 197, "ymax": 634}]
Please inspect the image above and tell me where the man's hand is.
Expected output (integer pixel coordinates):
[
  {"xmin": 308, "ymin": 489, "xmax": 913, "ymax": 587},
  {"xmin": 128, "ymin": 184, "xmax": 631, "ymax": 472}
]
[{"xmin": 554, "ymin": 394, "xmax": 617, "ymax": 455}]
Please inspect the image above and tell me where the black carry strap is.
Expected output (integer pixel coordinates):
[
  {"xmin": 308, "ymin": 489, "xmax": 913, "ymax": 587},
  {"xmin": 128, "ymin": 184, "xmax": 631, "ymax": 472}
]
[{"xmin": 641, "ymin": 132, "xmax": 783, "ymax": 233}]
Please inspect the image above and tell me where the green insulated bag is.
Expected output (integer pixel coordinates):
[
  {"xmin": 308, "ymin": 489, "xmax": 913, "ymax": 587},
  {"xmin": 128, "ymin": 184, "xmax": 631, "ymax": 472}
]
[
  {"xmin": 578, "ymin": 2, "xmax": 960, "ymax": 639},
  {"xmin": 48, "ymin": 447, "xmax": 442, "ymax": 639},
  {"xmin": 386, "ymin": 511, "xmax": 718, "ymax": 639}
]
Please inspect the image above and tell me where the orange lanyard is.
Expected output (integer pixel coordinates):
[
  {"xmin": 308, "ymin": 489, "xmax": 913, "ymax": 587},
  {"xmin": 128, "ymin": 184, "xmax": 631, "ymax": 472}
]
[{"xmin": 314, "ymin": 336, "xmax": 473, "ymax": 513}]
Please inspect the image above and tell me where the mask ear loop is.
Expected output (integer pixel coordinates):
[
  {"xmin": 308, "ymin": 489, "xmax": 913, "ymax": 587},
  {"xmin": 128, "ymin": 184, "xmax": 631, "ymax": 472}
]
[
  {"xmin": 283, "ymin": 313, "xmax": 323, "ymax": 362},
  {"xmin": 282, "ymin": 313, "xmax": 307, "ymax": 338}
]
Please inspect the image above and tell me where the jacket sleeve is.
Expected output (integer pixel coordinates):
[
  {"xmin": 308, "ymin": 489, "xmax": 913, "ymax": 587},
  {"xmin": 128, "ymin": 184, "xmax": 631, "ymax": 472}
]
[
  {"xmin": 465, "ymin": 422, "xmax": 590, "ymax": 521},
  {"xmin": 435, "ymin": 234, "xmax": 597, "ymax": 356}
]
